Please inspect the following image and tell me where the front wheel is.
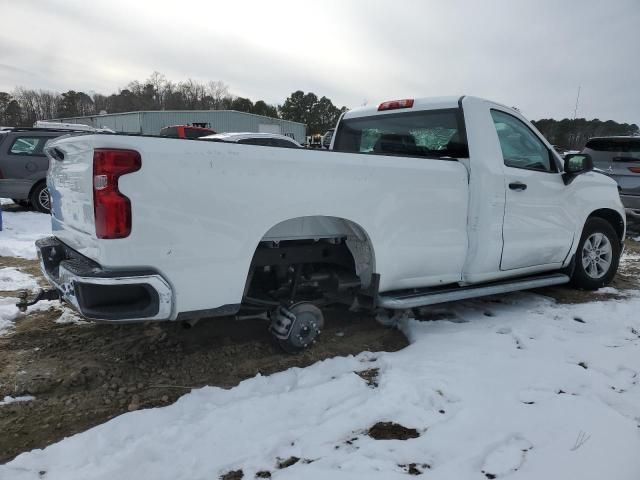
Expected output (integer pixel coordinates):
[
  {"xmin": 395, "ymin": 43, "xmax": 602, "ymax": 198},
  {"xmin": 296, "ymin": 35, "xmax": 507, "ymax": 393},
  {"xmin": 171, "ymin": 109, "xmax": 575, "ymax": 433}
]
[
  {"xmin": 29, "ymin": 183, "xmax": 51, "ymax": 214},
  {"xmin": 570, "ymin": 218, "xmax": 621, "ymax": 290}
]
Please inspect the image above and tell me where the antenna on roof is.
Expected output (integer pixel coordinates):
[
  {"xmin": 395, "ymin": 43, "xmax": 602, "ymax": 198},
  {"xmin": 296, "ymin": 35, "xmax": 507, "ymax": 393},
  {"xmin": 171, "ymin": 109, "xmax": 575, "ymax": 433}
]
[{"xmin": 572, "ymin": 86, "xmax": 581, "ymax": 120}]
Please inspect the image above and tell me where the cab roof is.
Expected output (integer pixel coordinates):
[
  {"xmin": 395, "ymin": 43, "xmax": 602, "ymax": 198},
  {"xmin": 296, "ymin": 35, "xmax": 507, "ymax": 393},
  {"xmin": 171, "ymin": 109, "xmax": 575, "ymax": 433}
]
[{"xmin": 343, "ymin": 96, "xmax": 463, "ymax": 120}]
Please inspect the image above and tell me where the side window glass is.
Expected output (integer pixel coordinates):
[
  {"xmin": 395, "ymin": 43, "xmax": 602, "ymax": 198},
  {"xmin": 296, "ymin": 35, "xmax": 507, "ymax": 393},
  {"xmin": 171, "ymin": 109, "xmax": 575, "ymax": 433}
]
[
  {"xmin": 10, "ymin": 137, "xmax": 44, "ymax": 155},
  {"xmin": 490, "ymin": 110, "xmax": 553, "ymax": 172}
]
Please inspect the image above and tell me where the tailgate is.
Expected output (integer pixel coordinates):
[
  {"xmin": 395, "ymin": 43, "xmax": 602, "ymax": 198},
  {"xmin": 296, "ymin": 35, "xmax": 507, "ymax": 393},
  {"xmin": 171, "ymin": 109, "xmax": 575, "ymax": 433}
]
[{"xmin": 45, "ymin": 135, "xmax": 98, "ymax": 258}]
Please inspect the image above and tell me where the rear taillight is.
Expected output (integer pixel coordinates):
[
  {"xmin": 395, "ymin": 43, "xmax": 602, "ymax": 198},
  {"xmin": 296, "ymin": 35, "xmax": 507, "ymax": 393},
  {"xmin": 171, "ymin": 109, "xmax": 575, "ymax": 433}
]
[
  {"xmin": 93, "ymin": 149, "xmax": 141, "ymax": 239},
  {"xmin": 378, "ymin": 99, "xmax": 414, "ymax": 111},
  {"xmin": 628, "ymin": 167, "xmax": 640, "ymax": 174}
]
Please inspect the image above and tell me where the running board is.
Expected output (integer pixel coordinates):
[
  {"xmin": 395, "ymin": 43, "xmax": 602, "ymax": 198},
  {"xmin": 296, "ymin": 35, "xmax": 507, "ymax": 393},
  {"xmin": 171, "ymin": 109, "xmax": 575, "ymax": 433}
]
[{"xmin": 377, "ymin": 273, "xmax": 570, "ymax": 310}]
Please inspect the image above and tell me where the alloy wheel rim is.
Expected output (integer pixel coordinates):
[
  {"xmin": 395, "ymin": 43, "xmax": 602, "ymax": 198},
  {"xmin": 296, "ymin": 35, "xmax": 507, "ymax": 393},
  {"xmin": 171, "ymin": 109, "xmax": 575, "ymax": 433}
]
[
  {"xmin": 39, "ymin": 188, "xmax": 51, "ymax": 211},
  {"xmin": 581, "ymin": 232, "xmax": 612, "ymax": 279}
]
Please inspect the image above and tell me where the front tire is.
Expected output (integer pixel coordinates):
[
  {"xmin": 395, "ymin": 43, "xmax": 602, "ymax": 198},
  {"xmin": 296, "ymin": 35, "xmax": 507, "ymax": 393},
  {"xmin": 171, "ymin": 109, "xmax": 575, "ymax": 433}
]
[
  {"xmin": 570, "ymin": 218, "xmax": 621, "ymax": 290},
  {"xmin": 29, "ymin": 183, "xmax": 51, "ymax": 214}
]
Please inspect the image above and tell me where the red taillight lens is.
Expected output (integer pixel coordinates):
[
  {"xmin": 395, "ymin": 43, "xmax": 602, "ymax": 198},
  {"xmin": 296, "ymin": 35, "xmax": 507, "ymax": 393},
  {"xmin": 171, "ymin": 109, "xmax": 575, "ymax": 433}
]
[
  {"xmin": 378, "ymin": 99, "xmax": 414, "ymax": 111},
  {"xmin": 628, "ymin": 167, "xmax": 640, "ymax": 174},
  {"xmin": 93, "ymin": 149, "xmax": 141, "ymax": 239}
]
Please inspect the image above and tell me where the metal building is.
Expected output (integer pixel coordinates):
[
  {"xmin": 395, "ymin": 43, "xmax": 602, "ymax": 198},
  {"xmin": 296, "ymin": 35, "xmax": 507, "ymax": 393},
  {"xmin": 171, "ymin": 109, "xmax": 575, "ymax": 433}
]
[{"xmin": 49, "ymin": 110, "xmax": 306, "ymax": 143}]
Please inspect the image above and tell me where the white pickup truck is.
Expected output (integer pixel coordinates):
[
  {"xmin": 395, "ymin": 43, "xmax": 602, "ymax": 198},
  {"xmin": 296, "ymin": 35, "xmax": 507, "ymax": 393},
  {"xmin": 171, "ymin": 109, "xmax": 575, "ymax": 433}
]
[{"xmin": 28, "ymin": 96, "xmax": 625, "ymax": 351}]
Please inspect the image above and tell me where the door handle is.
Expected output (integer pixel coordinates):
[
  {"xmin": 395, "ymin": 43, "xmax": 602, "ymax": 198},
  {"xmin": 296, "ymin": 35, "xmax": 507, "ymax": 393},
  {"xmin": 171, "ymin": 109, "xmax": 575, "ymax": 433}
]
[{"xmin": 509, "ymin": 182, "xmax": 527, "ymax": 191}]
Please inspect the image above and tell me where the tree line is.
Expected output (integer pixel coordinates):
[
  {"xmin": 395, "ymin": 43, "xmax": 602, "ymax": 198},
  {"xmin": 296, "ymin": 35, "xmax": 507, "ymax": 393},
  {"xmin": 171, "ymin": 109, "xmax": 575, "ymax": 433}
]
[
  {"xmin": 532, "ymin": 118, "xmax": 639, "ymax": 149},
  {"xmin": 0, "ymin": 72, "xmax": 346, "ymax": 134},
  {"xmin": 1, "ymin": 72, "xmax": 637, "ymax": 143}
]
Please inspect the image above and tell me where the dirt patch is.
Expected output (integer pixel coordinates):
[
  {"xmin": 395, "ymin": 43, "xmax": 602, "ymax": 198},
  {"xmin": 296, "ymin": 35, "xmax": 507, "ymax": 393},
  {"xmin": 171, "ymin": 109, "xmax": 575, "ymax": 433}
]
[
  {"xmin": 276, "ymin": 456, "xmax": 300, "ymax": 469},
  {"xmin": 0, "ymin": 257, "xmax": 408, "ymax": 464},
  {"xmin": 400, "ymin": 463, "xmax": 431, "ymax": 475},
  {"xmin": 355, "ymin": 367, "xmax": 380, "ymax": 387},
  {"xmin": 367, "ymin": 422, "xmax": 420, "ymax": 440},
  {"xmin": 220, "ymin": 469, "xmax": 244, "ymax": 480}
]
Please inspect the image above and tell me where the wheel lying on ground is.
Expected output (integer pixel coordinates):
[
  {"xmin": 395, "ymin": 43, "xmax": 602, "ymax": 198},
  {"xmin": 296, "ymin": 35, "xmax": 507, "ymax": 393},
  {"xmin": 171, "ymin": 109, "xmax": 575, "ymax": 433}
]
[
  {"xmin": 270, "ymin": 302, "xmax": 324, "ymax": 353},
  {"xmin": 570, "ymin": 217, "xmax": 621, "ymax": 290},
  {"xmin": 29, "ymin": 183, "xmax": 51, "ymax": 213}
]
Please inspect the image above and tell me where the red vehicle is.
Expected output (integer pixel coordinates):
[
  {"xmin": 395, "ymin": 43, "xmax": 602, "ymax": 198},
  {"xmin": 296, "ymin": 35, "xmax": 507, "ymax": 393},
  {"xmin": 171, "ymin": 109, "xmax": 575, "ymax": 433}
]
[{"xmin": 160, "ymin": 125, "xmax": 216, "ymax": 139}]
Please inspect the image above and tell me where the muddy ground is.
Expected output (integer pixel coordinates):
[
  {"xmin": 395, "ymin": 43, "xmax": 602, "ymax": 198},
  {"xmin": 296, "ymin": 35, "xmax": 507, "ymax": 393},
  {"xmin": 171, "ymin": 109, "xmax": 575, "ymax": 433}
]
[{"xmin": 0, "ymin": 232, "xmax": 639, "ymax": 464}]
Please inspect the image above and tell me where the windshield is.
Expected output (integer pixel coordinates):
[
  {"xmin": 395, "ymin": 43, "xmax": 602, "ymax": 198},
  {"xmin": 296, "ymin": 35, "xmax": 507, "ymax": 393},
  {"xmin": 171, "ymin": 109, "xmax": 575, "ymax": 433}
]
[{"xmin": 333, "ymin": 109, "xmax": 468, "ymax": 158}]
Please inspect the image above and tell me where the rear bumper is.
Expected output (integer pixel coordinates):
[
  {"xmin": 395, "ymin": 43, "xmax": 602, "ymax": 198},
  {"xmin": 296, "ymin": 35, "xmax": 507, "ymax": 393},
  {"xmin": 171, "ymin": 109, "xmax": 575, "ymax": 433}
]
[{"xmin": 36, "ymin": 237, "xmax": 173, "ymax": 322}]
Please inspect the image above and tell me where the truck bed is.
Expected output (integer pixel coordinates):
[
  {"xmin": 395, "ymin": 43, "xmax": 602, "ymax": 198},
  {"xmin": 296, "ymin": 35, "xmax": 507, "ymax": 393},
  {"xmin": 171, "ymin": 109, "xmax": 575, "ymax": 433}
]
[{"xmin": 46, "ymin": 133, "xmax": 469, "ymax": 318}]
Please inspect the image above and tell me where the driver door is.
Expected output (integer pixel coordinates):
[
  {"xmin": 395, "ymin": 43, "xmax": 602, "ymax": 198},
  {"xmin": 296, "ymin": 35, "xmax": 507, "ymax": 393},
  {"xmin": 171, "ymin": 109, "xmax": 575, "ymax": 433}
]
[{"xmin": 491, "ymin": 109, "xmax": 575, "ymax": 271}]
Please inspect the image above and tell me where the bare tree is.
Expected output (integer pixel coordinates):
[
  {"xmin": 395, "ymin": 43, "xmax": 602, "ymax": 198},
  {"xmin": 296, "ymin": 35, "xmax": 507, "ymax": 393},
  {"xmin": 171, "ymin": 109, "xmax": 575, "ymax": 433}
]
[{"xmin": 206, "ymin": 80, "xmax": 230, "ymax": 110}]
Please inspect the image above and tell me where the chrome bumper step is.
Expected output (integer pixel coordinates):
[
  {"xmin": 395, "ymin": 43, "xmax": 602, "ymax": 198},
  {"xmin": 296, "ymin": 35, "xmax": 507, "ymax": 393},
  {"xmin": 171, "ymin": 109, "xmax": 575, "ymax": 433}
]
[{"xmin": 377, "ymin": 273, "xmax": 570, "ymax": 310}]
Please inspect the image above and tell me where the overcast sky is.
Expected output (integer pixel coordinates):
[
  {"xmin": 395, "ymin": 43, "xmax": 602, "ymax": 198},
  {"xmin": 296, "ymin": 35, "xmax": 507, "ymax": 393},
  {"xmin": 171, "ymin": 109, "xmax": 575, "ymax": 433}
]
[{"xmin": 1, "ymin": 0, "xmax": 638, "ymax": 124}]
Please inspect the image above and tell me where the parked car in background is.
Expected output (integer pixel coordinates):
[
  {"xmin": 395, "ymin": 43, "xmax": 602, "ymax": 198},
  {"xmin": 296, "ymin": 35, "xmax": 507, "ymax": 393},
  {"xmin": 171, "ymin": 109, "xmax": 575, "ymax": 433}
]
[
  {"xmin": 306, "ymin": 133, "xmax": 323, "ymax": 148},
  {"xmin": 582, "ymin": 136, "xmax": 640, "ymax": 217},
  {"xmin": 201, "ymin": 132, "xmax": 302, "ymax": 148},
  {"xmin": 0, "ymin": 123, "xmax": 111, "ymax": 213},
  {"xmin": 33, "ymin": 121, "xmax": 115, "ymax": 133},
  {"xmin": 160, "ymin": 125, "xmax": 216, "ymax": 139},
  {"xmin": 0, "ymin": 128, "xmax": 82, "ymax": 212}
]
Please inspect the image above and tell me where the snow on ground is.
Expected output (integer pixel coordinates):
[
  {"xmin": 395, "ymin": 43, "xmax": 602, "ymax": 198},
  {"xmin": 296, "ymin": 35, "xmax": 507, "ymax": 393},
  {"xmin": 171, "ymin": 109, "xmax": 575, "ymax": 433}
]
[
  {"xmin": 0, "ymin": 298, "xmax": 79, "ymax": 335},
  {"xmin": 0, "ymin": 208, "xmax": 51, "ymax": 259},
  {"xmin": 2, "ymin": 292, "xmax": 640, "ymax": 480},
  {"xmin": 53, "ymin": 308, "xmax": 87, "ymax": 325},
  {"xmin": 0, "ymin": 297, "xmax": 20, "ymax": 336},
  {"xmin": 0, "ymin": 395, "xmax": 35, "ymax": 406},
  {"xmin": 0, "ymin": 267, "xmax": 39, "ymax": 291},
  {"xmin": 0, "ymin": 207, "xmax": 638, "ymax": 478}
]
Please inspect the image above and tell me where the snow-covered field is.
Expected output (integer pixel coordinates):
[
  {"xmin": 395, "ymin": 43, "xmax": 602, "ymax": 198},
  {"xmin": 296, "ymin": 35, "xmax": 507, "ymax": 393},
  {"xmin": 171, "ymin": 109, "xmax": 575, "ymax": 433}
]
[
  {"xmin": 0, "ymin": 203, "xmax": 51, "ymax": 259},
  {"xmin": 0, "ymin": 202, "xmax": 52, "ymax": 334},
  {"xmin": 1, "ymin": 204, "xmax": 639, "ymax": 479},
  {"xmin": 0, "ymin": 203, "xmax": 78, "ymax": 335}
]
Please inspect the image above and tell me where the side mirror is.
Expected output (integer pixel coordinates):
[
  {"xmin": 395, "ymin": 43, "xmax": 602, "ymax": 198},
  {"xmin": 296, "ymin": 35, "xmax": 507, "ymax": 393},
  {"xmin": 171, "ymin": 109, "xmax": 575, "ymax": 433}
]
[{"xmin": 563, "ymin": 153, "xmax": 593, "ymax": 185}]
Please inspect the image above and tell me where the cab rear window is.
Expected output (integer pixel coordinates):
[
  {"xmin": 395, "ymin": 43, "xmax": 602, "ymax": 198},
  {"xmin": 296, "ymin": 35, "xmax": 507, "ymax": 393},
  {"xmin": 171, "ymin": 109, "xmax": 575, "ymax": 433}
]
[{"xmin": 333, "ymin": 109, "xmax": 468, "ymax": 159}]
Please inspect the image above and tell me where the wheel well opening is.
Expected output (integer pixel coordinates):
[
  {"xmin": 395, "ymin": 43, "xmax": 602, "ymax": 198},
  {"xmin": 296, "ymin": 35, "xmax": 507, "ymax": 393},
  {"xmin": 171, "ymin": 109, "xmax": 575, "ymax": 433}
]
[
  {"xmin": 588, "ymin": 208, "xmax": 625, "ymax": 242},
  {"xmin": 242, "ymin": 216, "xmax": 376, "ymax": 309},
  {"xmin": 29, "ymin": 179, "xmax": 47, "ymax": 197}
]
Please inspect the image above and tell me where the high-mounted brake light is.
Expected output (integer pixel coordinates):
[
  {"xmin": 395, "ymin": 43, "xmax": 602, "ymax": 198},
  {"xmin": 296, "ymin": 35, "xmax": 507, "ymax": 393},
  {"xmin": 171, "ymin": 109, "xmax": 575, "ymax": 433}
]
[
  {"xmin": 93, "ymin": 149, "xmax": 141, "ymax": 239},
  {"xmin": 378, "ymin": 99, "xmax": 414, "ymax": 111},
  {"xmin": 628, "ymin": 167, "xmax": 640, "ymax": 174}
]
